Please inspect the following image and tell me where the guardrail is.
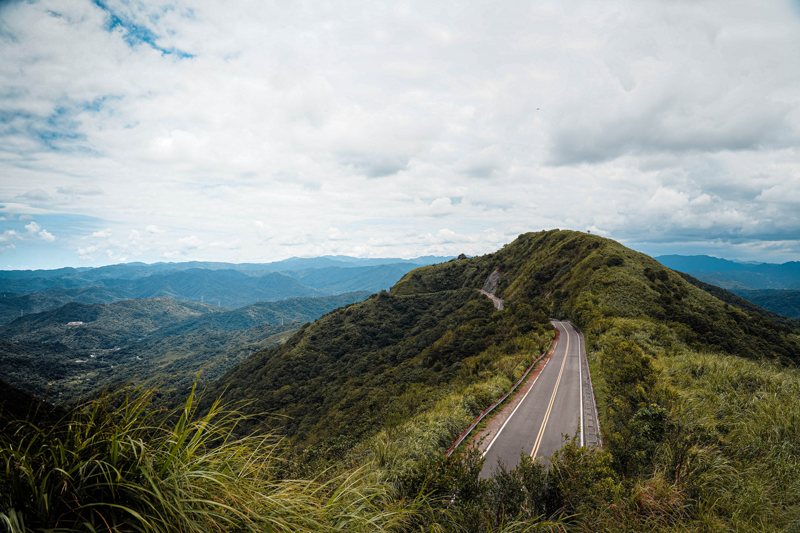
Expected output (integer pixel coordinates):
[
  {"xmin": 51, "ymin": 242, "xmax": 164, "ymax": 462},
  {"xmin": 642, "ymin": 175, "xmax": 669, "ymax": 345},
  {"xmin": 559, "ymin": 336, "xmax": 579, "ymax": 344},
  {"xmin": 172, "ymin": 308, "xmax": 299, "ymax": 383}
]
[{"xmin": 444, "ymin": 330, "xmax": 559, "ymax": 457}]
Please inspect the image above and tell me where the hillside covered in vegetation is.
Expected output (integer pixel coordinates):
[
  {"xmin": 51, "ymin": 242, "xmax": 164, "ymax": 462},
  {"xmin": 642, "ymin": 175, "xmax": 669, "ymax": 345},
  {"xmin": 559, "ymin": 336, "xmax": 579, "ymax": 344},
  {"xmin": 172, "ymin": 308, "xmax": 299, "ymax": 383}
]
[
  {"xmin": 732, "ymin": 288, "xmax": 800, "ymax": 319},
  {"xmin": 0, "ymin": 292, "xmax": 368, "ymax": 404},
  {"xmin": 213, "ymin": 276, "xmax": 553, "ymax": 455},
  {"xmin": 215, "ymin": 229, "xmax": 800, "ymax": 530},
  {"xmin": 3, "ymin": 230, "xmax": 799, "ymax": 531}
]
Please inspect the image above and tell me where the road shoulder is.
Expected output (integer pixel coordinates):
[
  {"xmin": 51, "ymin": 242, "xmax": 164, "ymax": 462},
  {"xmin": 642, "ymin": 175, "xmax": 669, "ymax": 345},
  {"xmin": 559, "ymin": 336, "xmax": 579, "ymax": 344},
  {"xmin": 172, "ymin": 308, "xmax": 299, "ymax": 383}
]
[{"xmin": 469, "ymin": 328, "xmax": 560, "ymax": 454}]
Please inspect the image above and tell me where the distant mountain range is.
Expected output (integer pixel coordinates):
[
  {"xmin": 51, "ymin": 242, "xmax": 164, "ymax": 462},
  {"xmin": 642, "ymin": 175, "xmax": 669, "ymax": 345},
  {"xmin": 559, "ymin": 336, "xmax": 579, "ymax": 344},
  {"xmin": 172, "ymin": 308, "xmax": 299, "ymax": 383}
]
[
  {"xmin": 728, "ymin": 289, "xmax": 800, "ymax": 320},
  {"xmin": 0, "ymin": 255, "xmax": 450, "ymax": 324},
  {"xmin": 0, "ymin": 254, "xmax": 449, "ymax": 403},
  {"xmin": 0, "ymin": 255, "xmax": 449, "ymax": 282},
  {"xmin": 656, "ymin": 254, "xmax": 800, "ymax": 319},
  {"xmin": 0, "ymin": 292, "xmax": 369, "ymax": 403},
  {"xmin": 656, "ymin": 255, "xmax": 800, "ymax": 289}
]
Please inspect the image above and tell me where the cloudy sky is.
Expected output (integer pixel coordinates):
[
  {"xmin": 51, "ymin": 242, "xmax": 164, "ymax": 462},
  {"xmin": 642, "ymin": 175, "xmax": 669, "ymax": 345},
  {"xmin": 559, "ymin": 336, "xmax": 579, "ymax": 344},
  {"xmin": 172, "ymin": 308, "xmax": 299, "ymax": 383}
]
[{"xmin": 1, "ymin": 0, "xmax": 800, "ymax": 269}]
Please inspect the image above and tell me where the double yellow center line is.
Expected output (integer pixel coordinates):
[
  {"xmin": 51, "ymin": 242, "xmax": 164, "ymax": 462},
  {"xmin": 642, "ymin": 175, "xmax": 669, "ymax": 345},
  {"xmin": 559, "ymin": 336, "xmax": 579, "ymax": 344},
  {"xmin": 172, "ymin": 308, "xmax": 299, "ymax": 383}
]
[{"xmin": 530, "ymin": 328, "xmax": 570, "ymax": 459}]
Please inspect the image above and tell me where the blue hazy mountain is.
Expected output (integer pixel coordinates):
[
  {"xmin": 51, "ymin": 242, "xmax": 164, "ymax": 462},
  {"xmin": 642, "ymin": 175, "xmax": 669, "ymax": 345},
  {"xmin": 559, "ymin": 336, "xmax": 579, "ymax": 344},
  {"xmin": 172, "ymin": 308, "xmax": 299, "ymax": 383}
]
[
  {"xmin": 285, "ymin": 263, "xmax": 424, "ymax": 294},
  {"xmin": 0, "ymin": 255, "xmax": 450, "ymax": 324},
  {"xmin": 0, "ymin": 255, "xmax": 448, "ymax": 285},
  {"xmin": 656, "ymin": 254, "xmax": 800, "ymax": 290}
]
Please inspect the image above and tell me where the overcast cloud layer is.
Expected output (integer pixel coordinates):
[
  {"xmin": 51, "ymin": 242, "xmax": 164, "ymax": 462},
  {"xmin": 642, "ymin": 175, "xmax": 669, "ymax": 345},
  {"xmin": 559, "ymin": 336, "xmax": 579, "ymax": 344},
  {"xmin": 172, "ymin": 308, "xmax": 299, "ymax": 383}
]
[{"xmin": 1, "ymin": 0, "xmax": 800, "ymax": 268}]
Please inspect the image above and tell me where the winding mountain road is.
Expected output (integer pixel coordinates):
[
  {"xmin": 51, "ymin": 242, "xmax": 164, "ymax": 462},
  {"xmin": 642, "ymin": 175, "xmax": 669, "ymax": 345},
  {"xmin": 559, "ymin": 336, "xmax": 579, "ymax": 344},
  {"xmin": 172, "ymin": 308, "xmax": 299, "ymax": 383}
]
[{"xmin": 479, "ymin": 320, "xmax": 599, "ymax": 478}]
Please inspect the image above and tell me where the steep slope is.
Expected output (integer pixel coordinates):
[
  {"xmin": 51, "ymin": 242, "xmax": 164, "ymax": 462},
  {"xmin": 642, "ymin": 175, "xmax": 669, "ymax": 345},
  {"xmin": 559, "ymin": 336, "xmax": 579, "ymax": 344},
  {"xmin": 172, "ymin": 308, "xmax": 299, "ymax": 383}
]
[{"xmin": 213, "ymin": 271, "xmax": 551, "ymax": 449}]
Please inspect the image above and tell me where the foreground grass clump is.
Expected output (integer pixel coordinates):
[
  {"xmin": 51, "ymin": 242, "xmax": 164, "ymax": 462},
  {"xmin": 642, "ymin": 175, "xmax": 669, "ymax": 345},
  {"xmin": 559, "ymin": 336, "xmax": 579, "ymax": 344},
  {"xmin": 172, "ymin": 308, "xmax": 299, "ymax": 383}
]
[{"xmin": 0, "ymin": 386, "xmax": 414, "ymax": 532}]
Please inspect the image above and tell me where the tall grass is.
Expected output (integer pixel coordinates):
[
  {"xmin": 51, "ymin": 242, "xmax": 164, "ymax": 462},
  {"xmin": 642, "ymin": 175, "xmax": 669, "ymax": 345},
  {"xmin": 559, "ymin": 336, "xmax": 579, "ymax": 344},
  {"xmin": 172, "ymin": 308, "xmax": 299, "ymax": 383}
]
[
  {"xmin": 657, "ymin": 352, "xmax": 800, "ymax": 530},
  {"xmin": 0, "ymin": 384, "xmax": 416, "ymax": 532}
]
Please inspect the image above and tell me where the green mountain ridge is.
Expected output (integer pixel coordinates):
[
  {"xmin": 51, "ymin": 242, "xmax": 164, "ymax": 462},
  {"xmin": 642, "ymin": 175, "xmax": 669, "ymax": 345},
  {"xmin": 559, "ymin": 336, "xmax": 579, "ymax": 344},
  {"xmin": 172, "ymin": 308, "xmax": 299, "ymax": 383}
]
[
  {"xmin": 209, "ymin": 229, "xmax": 800, "ymax": 530},
  {"xmin": 215, "ymin": 230, "xmax": 799, "ymax": 449}
]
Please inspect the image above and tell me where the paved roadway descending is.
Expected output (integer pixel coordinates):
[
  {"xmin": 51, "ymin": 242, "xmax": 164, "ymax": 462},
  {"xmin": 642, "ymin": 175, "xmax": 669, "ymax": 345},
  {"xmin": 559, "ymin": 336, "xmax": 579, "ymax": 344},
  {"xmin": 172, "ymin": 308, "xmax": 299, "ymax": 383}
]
[{"xmin": 480, "ymin": 320, "xmax": 592, "ymax": 478}]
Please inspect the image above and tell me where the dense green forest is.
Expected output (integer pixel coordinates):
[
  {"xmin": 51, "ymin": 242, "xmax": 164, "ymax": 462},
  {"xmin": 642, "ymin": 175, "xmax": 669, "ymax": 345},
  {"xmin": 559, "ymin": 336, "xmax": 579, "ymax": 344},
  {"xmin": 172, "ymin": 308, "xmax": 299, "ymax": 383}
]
[
  {"xmin": 732, "ymin": 288, "xmax": 800, "ymax": 319},
  {"xmin": 0, "ymin": 292, "xmax": 368, "ymax": 404},
  {"xmin": 3, "ymin": 230, "xmax": 799, "ymax": 531}
]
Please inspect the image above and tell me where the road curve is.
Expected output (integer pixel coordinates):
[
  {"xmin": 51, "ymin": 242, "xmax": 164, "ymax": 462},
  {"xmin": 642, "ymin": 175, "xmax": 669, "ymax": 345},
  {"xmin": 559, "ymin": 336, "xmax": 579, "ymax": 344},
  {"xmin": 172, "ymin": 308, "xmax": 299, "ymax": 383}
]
[{"xmin": 479, "ymin": 320, "xmax": 594, "ymax": 478}]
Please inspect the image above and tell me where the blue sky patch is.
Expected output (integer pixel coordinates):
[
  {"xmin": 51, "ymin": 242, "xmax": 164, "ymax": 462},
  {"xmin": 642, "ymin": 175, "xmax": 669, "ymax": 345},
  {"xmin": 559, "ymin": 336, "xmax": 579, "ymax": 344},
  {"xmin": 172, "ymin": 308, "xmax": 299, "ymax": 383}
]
[
  {"xmin": 92, "ymin": 0, "xmax": 194, "ymax": 59},
  {"xmin": 0, "ymin": 213, "xmax": 108, "ymax": 269}
]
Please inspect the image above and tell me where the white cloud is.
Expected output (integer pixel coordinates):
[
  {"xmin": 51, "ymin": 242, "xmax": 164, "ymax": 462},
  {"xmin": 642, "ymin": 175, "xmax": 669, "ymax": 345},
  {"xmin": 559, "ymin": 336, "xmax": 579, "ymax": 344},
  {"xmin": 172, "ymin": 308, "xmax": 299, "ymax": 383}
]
[
  {"xmin": 24, "ymin": 221, "xmax": 41, "ymax": 234},
  {"xmin": 0, "ymin": 0, "xmax": 799, "ymax": 265},
  {"xmin": 328, "ymin": 226, "xmax": 344, "ymax": 241},
  {"xmin": 646, "ymin": 187, "xmax": 689, "ymax": 213},
  {"xmin": 0, "ymin": 230, "xmax": 19, "ymax": 242},
  {"xmin": 18, "ymin": 189, "xmax": 53, "ymax": 203},
  {"xmin": 23, "ymin": 220, "xmax": 56, "ymax": 242},
  {"xmin": 178, "ymin": 235, "xmax": 202, "ymax": 250},
  {"xmin": 57, "ymin": 186, "xmax": 103, "ymax": 197},
  {"xmin": 77, "ymin": 244, "xmax": 99, "ymax": 259}
]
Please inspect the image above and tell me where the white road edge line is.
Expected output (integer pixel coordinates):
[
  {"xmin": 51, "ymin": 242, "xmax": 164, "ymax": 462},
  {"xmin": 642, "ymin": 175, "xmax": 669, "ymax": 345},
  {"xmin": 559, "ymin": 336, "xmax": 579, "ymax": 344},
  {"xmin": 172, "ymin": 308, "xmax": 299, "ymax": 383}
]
[
  {"xmin": 481, "ymin": 322, "xmax": 561, "ymax": 458},
  {"xmin": 577, "ymin": 324, "xmax": 584, "ymax": 447}
]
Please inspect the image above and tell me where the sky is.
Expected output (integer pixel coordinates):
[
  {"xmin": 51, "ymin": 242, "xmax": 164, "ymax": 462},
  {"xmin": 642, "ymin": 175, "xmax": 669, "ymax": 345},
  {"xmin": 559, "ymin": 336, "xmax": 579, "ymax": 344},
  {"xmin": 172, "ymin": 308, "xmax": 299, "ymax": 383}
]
[{"xmin": 1, "ymin": 0, "xmax": 800, "ymax": 269}]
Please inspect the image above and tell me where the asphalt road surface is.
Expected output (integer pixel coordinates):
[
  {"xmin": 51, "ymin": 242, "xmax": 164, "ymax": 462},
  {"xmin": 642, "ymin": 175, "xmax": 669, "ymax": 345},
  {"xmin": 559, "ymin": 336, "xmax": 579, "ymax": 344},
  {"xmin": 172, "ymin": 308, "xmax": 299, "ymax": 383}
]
[{"xmin": 479, "ymin": 320, "xmax": 593, "ymax": 478}]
